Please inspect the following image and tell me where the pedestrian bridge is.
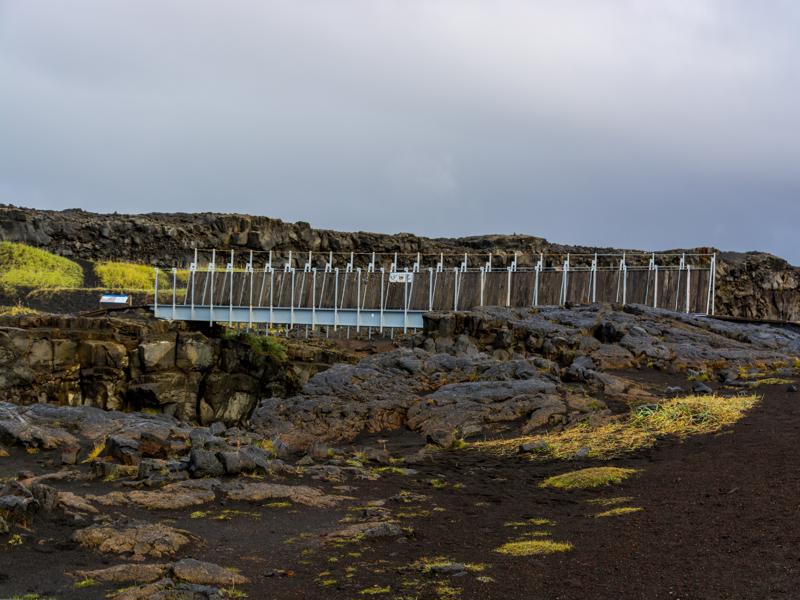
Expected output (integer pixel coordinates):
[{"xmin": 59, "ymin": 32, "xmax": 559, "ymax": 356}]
[{"xmin": 151, "ymin": 249, "xmax": 717, "ymax": 333}]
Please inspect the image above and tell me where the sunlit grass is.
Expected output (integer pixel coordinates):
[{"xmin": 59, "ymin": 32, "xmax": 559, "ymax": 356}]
[
  {"xmin": 0, "ymin": 304, "xmax": 39, "ymax": 316},
  {"xmin": 494, "ymin": 539, "xmax": 573, "ymax": 556},
  {"xmin": 540, "ymin": 467, "xmax": 638, "ymax": 490},
  {"xmin": 594, "ymin": 506, "xmax": 643, "ymax": 518},
  {"xmin": 94, "ymin": 261, "xmax": 189, "ymax": 291},
  {"xmin": 474, "ymin": 394, "xmax": 759, "ymax": 459},
  {"xmin": 0, "ymin": 242, "xmax": 83, "ymax": 291}
]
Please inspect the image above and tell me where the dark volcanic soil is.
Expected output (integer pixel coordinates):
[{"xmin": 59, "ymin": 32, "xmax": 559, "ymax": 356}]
[{"xmin": 1, "ymin": 380, "xmax": 798, "ymax": 600}]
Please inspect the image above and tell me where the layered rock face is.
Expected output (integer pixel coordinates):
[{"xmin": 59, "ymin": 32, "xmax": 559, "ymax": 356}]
[
  {"xmin": 2, "ymin": 205, "xmax": 797, "ymax": 320},
  {"xmin": 0, "ymin": 311, "xmax": 332, "ymax": 425}
]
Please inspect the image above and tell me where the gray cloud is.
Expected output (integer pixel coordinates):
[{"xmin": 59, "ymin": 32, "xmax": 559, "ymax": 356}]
[{"xmin": 1, "ymin": 0, "xmax": 798, "ymax": 263}]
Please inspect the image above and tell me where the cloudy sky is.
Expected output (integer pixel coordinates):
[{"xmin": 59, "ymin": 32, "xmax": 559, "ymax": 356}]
[{"xmin": 0, "ymin": 1, "xmax": 797, "ymax": 263}]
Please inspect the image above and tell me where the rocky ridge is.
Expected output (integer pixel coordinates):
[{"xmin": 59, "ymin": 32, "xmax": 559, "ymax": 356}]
[
  {"xmin": 1, "ymin": 204, "xmax": 798, "ymax": 320},
  {"xmin": 250, "ymin": 304, "xmax": 800, "ymax": 448},
  {"xmin": 0, "ymin": 310, "xmax": 351, "ymax": 425}
]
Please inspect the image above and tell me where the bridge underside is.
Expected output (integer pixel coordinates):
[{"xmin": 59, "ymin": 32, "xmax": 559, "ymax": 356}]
[
  {"xmin": 153, "ymin": 305, "xmax": 425, "ymax": 330},
  {"xmin": 151, "ymin": 249, "xmax": 717, "ymax": 332}
]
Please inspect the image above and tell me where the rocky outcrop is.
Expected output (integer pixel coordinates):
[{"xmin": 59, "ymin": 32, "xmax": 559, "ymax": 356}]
[
  {"xmin": 72, "ymin": 521, "xmax": 195, "ymax": 559},
  {"xmin": 421, "ymin": 305, "xmax": 800, "ymax": 368},
  {"xmin": 1, "ymin": 205, "xmax": 797, "ymax": 320},
  {"xmin": 251, "ymin": 304, "xmax": 800, "ymax": 448},
  {"xmin": 0, "ymin": 310, "xmax": 346, "ymax": 425},
  {"xmin": 251, "ymin": 348, "xmax": 566, "ymax": 448}
]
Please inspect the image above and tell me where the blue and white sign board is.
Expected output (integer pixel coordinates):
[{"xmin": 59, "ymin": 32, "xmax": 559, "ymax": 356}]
[
  {"xmin": 389, "ymin": 272, "xmax": 414, "ymax": 283},
  {"xmin": 100, "ymin": 294, "xmax": 130, "ymax": 304}
]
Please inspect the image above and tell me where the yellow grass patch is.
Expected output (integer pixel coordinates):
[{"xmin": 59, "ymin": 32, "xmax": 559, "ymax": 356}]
[
  {"xmin": 474, "ymin": 394, "xmax": 759, "ymax": 459},
  {"xmin": 586, "ymin": 496, "xmax": 634, "ymax": 507},
  {"xmin": 94, "ymin": 261, "xmax": 189, "ymax": 291},
  {"xmin": 0, "ymin": 242, "xmax": 83, "ymax": 291},
  {"xmin": 594, "ymin": 506, "xmax": 643, "ymax": 518},
  {"xmin": 0, "ymin": 304, "xmax": 39, "ymax": 316},
  {"xmin": 540, "ymin": 467, "xmax": 638, "ymax": 490},
  {"xmin": 494, "ymin": 539, "xmax": 573, "ymax": 556}
]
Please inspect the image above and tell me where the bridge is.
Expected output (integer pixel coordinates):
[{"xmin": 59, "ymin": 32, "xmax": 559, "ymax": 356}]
[{"xmin": 151, "ymin": 249, "xmax": 717, "ymax": 334}]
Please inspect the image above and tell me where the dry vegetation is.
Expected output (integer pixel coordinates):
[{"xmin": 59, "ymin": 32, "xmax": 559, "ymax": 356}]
[
  {"xmin": 540, "ymin": 467, "xmax": 638, "ymax": 490},
  {"xmin": 474, "ymin": 394, "xmax": 760, "ymax": 459},
  {"xmin": 494, "ymin": 539, "xmax": 573, "ymax": 556}
]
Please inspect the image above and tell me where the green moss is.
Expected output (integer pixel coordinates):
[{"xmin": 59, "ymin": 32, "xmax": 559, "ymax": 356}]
[
  {"xmin": 0, "ymin": 242, "xmax": 83, "ymax": 291},
  {"xmin": 540, "ymin": 467, "xmax": 638, "ymax": 490},
  {"xmin": 224, "ymin": 332, "xmax": 288, "ymax": 363},
  {"xmin": 74, "ymin": 577, "xmax": 98, "ymax": 589}
]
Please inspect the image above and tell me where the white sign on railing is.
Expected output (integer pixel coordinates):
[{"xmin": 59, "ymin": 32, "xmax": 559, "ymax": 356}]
[{"xmin": 389, "ymin": 272, "xmax": 414, "ymax": 284}]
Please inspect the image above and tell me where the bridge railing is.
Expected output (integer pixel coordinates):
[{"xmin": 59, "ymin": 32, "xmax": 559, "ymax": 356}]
[{"xmin": 152, "ymin": 249, "xmax": 716, "ymax": 332}]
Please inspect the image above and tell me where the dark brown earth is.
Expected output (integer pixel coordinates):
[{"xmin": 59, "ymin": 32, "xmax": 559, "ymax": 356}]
[{"xmin": 1, "ymin": 376, "xmax": 797, "ymax": 600}]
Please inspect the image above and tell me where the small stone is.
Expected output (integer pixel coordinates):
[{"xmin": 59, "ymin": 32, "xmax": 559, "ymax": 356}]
[
  {"xmin": 296, "ymin": 455, "xmax": 315, "ymax": 466},
  {"xmin": 171, "ymin": 558, "xmax": 248, "ymax": 586},
  {"xmin": 60, "ymin": 444, "xmax": 81, "ymax": 465},
  {"xmin": 692, "ymin": 382, "xmax": 713, "ymax": 395},
  {"xmin": 426, "ymin": 429, "xmax": 456, "ymax": 448},
  {"xmin": 188, "ymin": 448, "xmax": 224, "ymax": 478},
  {"xmin": 209, "ymin": 422, "xmax": 226, "ymax": 436},
  {"xmin": 788, "ymin": 384, "xmax": 798, "ymax": 393},
  {"xmin": 665, "ymin": 386, "xmax": 684, "ymax": 395},
  {"xmin": 31, "ymin": 483, "xmax": 58, "ymax": 512},
  {"xmin": 428, "ymin": 562, "xmax": 467, "ymax": 575},
  {"xmin": 519, "ymin": 441, "xmax": 550, "ymax": 454},
  {"xmin": 573, "ymin": 447, "xmax": 590, "ymax": 459}
]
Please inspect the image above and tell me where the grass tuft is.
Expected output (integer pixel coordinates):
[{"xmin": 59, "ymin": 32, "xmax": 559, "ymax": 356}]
[
  {"xmin": 586, "ymin": 496, "xmax": 634, "ymax": 507},
  {"xmin": 750, "ymin": 377, "xmax": 793, "ymax": 387},
  {"xmin": 540, "ymin": 467, "xmax": 638, "ymax": 490},
  {"xmin": 494, "ymin": 539, "xmax": 573, "ymax": 556},
  {"xmin": 0, "ymin": 304, "xmax": 39, "ymax": 316},
  {"xmin": 594, "ymin": 506, "xmax": 643, "ymax": 518},
  {"xmin": 0, "ymin": 242, "xmax": 83, "ymax": 291},
  {"xmin": 82, "ymin": 438, "xmax": 106, "ymax": 463},
  {"xmin": 360, "ymin": 586, "xmax": 391, "ymax": 595},
  {"xmin": 74, "ymin": 577, "xmax": 98, "ymax": 589}
]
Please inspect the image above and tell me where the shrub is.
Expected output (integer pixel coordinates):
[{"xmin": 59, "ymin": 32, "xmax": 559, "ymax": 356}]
[{"xmin": 0, "ymin": 242, "xmax": 83, "ymax": 291}]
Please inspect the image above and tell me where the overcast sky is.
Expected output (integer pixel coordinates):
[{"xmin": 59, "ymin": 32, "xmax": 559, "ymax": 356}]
[{"xmin": 0, "ymin": 1, "xmax": 797, "ymax": 263}]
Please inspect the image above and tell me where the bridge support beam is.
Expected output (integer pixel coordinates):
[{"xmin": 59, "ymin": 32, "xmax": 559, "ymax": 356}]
[{"xmin": 152, "ymin": 305, "xmax": 425, "ymax": 330}]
